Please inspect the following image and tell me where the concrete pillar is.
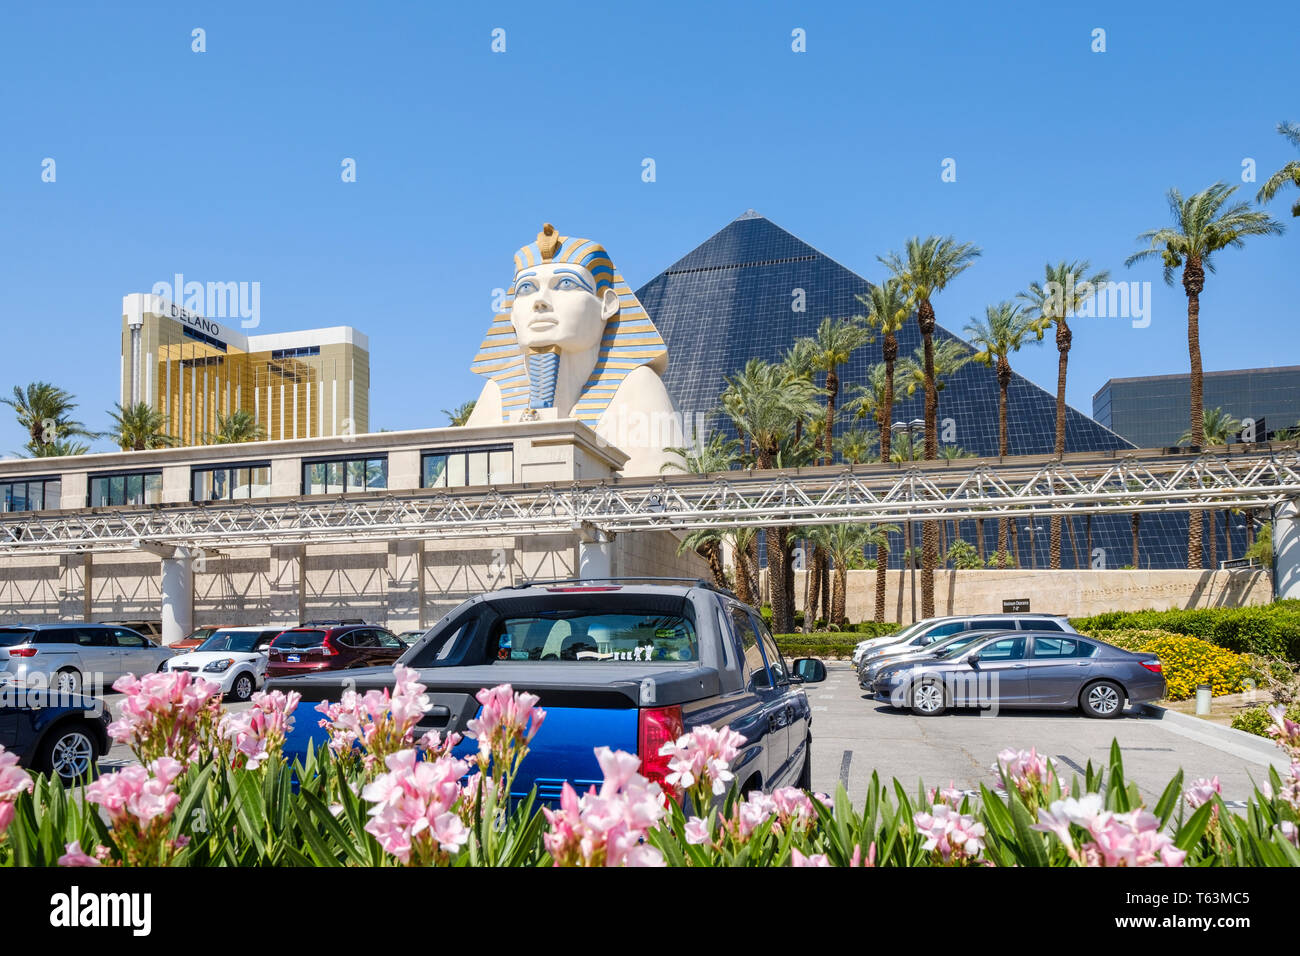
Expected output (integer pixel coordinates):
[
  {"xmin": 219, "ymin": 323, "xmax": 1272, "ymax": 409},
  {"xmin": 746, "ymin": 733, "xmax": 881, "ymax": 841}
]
[
  {"xmin": 578, "ymin": 525, "xmax": 613, "ymax": 580},
  {"xmin": 160, "ymin": 549, "xmax": 194, "ymax": 645},
  {"xmin": 270, "ymin": 545, "xmax": 305, "ymax": 627},
  {"xmin": 59, "ymin": 553, "xmax": 92, "ymax": 620},
  {"xmin": 385, "ymin": 540, "xmax": 422, "ymax": 631},
  {"xmin": 1274, "ymin": 498, "xmax": 1300, "ymax": 600}
]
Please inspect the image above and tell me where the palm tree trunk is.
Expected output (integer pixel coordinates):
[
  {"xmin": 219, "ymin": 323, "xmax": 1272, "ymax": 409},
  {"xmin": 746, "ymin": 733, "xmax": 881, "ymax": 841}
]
[
  {"xmin": 701, "ymin": 542, "xmax": 727, "ymax": 589},
  {"xmin": 1208, "ymin": 511, "xmax": 1218, "ymax": 569},
  {"xmin": 1184, "ymin": 257, "xmax": 1205, "ymax": 568},
  {"xmin": 1050, "ymin": 320, "xmax": 1071, "ymax": 569},
  {"xmin": 1131, "ymin": 513, "xmax": 1141, "ymax": 568},
  {"xmin": 976, "ymin": 516, "xmax": 986, "ymax": 565},
  {"xmin": 918, "ymin": 301, "xmax": 938, "ymax": 618},
  {"xmin": 733, "ymin": 542, "xmax": 754, "ymax": 606},
  {"xmin": 1086, "ymin": 514, "xmax": 1093, "ymax": 566},
  {"xmin": 832, "ymin": 565, "xmax": 848, "ymax": 628},
  {"xmin": 1224, "ymin": 511, "xmax": 1233, "ymax": 563},
  {"xmin": 825, "ymin": 369, "xmax": 839, "ymax": 464},
  {"xmin": 879, "ymin": 333, "xmax": 896, "ymax": 463},
  {"xmin": 874, "ymin": 542, "xmax": 887, "ymax": 622}
]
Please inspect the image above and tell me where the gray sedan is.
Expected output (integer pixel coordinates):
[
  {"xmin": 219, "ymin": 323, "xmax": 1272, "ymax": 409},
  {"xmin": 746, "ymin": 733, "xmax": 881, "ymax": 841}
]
[{"xmin": 869, "ymin": 631, "xmax": 1166, "ymax": 718}]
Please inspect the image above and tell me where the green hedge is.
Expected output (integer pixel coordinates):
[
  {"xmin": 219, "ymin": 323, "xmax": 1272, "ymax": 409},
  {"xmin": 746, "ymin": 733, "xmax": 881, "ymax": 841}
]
[
  {"xmin": 1231, "ymin": 701, "xmax": 1300, "ymax": 737},
  {"xmin": 774, "ymin": 635, "xmax": 857, "ymax": 659},
  {"xmin": 1070, "ymin": 601, "xmax": 1300, "ymax": 663}
]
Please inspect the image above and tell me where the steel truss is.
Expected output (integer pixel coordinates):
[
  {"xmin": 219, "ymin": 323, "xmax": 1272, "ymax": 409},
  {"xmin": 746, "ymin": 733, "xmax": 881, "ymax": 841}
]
[{"xmin": 1, "ymin": 446, "xmax": 1298, "ymax": 555}]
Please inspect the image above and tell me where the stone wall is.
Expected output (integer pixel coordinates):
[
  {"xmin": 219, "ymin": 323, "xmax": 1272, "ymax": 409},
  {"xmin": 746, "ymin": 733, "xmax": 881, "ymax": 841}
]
[{"xmin": 785, "ymin": 568, "xmax": 1272, "ymax": 624}]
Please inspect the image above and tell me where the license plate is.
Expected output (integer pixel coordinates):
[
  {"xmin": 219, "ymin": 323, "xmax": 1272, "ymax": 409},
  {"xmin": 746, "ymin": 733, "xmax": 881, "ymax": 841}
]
[{"xmin": 287, "ymin": 654, "xmax": 300, "ymax": 663}]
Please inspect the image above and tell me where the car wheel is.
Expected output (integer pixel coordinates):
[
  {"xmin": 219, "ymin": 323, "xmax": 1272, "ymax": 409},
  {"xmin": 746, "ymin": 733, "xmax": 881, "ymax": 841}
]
[
  {"xmin": 40, "ymin": 724, "xmax": 98, "ymax": 785},
  {"xmin": 1081, "ymin": 680, "xmax": 1125, "ymax": 719},
  {"xmin": 910, "ymin": 678, "xmax": 947, "ymax": 716},
  {"xmin": 228, "ymin": 673, "xmax": 255, "ymax": 702},
  {"xmin": 54, "ymin": 668, "xmax": 82, "ymax": 695},
  {"xmin": 796, "ymin": 738, "xmax": 812, "ymax": 790}
]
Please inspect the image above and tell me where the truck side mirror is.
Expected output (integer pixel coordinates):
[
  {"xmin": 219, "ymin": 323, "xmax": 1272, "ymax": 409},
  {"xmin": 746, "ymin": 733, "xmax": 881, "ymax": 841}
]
[{"xmin": 792, "ymin": 658, "xmax": 827, "ymax": 683}]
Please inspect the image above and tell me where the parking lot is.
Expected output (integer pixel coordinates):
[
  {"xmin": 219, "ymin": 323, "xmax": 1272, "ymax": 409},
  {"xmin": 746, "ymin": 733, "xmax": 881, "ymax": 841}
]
[{"xmin": 804, "ymin": 662, "xmax": 1290, "ymax": 807}]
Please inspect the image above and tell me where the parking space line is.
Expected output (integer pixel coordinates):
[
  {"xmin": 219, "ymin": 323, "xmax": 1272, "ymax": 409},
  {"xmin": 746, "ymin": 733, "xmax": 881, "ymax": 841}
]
[{"xmin": 839, "ymin": 750, "xmax": 852, "ymax": 787}]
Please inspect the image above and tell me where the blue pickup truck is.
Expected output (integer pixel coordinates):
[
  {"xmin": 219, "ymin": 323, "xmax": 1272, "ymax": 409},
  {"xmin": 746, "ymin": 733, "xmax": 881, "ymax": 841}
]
[{"xmin": 272, "ymin": 579, "xmax": 826, "ymax": 798}]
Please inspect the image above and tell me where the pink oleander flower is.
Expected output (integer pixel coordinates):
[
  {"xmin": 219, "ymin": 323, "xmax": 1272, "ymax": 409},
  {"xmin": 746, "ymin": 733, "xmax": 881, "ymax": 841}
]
[
  {"xmin": 771, "ymin": 787, "xmax": 816, "ymax": 832},
  {"xmin": 109, "ymin": 671, "xmax": 223, "ymax": 765},
  {"xmin": 1267, "ymin": 705, "xmax": 1300, "ymax": 756},
  {"xmin": 849, "ymin": 842, "xmax": 877, "ymax": 867},
  {"xmin": 418, "ymin": 729, "xmax": 462, "ymax": 758},
  {"xmin": 361, "ymin": 748, "xmax": 471, "ymax": 866},
  {"xmin": 1278, "ymin": 821, "xmax": 1298, "ymax": 847},
  {"xmin": 219, "ymin": 689, "xmax": 299, "ymax": 770},
  {"xmin": 994, "ymin": 747, "xmax": 1064, "ymax": 806},
  {"xmin": 0, "ymin": 745, "xmax": 34, "ymax": 837},
  {"xmin": 58, "ymin": 840, "xmax": 103, "ymax": 867},
  {"xmin": 542, "ymin": 747, "xmax": 666, "ymax": 867},
  {"xmin": 83, "ymin": 757, "xmax": 186, "ymax": 866},
  {"xmin": 928, "ymin": 783, "xmax": 965, "ymax": 808},
  {"xmin": 734, "ymin": 791, "xmax": 775, "ymax": 840},
  {"xmin": 791, "ymin": 849, "xmax": 831, "ymax": 867},
  {"xmin": 658, "ymin": 724, "xmax": 745, "ymax": 799},
  {"xmin": 913, "ymin": 804, "xmax": 987, "ymax": 865},
  {"xmin": 684, "ymin": 816, "xmax": 712, "ymax": 845},
  {"xmin": 465, "ymin": 683, "xmax": 546, "ymax": 774},
  {"xmin": 316, "ymin": 667, "xmax": 434, "ymax": 774},
  {"xmin": 1185, "ymin": 776, "xmax": 1221, "ymax": 810},
  {"xmin": 1034, "ymin": 795, "xmax": 1184, "ymax": 867}
]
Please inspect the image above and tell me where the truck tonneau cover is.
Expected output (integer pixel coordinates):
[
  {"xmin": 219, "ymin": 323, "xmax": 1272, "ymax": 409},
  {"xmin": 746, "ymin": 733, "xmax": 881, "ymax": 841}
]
[{"xmin": 268, "ymin": 662, "xmax": 721, "ymax": 708}]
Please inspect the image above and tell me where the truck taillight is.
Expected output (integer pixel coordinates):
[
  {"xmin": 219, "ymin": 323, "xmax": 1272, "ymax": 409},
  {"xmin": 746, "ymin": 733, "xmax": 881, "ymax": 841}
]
[
  {"xmin": 638, "ymin": 705, "xmax": 684, "ymax": 799},
  {"xmin": 1141, "ymin": 659, "xmax": 1163, "ymax": 674},
  {"xmin": 7, "ymin": 646, "xmax": 37, "ymax": 657}
]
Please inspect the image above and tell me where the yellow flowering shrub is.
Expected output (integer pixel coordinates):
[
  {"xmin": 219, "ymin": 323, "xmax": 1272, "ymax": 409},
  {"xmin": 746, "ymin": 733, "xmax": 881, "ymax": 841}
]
[{"xmin": 1083, "ymin": 628, "xmax": 1254, "ymax": 700}]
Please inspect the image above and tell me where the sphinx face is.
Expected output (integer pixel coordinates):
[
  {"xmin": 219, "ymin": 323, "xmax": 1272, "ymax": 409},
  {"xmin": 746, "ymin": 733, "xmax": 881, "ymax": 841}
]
[{"xmin": 509, "ymin": 262, "xmax": 619, "ymax": 353}]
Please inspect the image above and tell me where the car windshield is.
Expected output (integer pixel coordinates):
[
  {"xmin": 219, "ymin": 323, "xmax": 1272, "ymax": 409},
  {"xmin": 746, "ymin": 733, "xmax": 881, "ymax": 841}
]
[
  {"xmin": 931, "ymin": 633, "xmax": 990, "ymax": 659},
  {"xmin": 496, "ymin": 612, "xmax": 698, "ymax": 662},
  {"xmin": 196, "ymin": 630, "xmax": 263, "ymax": 653},
  {"xmin": 275, "ymin": 630, "xmax": 327, "ymax": 648},
  {"xmin": 883, "ymin": 620, "xmax": 928, "ymax": 642},
  {"xmin": 0, "ymin": 628, "xmax": 36, "ymax": 647}
]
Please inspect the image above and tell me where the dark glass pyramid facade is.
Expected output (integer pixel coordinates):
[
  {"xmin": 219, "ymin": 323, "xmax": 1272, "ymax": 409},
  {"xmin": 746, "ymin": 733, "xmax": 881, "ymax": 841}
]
[{"xmin": 634, "ymin": 212, "xmax": 1243, "ymax": 569}]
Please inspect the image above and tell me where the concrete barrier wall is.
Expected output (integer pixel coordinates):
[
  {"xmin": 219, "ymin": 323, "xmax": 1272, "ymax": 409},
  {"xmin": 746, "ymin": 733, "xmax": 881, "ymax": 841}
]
[{"xmin": 786, "ymin": 568, "xmax": 1272, "ymax": 624}]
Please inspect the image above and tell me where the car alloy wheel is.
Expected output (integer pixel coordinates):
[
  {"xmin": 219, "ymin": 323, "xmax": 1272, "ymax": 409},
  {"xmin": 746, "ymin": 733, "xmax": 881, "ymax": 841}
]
[
  {"xmin": 1085, "ymin": 682, "xmax": 1122, "ymax": 718},
  {"xmin": 55, "ymin": 669, "xmax": 81, "ymax": 695},
  {"xmin": 912, "ymin": 680, "xmax": 946, "ymax": 716},
  {"xmin": 49, "ymin": 730, "xmax": 94, "ymax": 783},
  {"xmin": 231, "ymin": 674, "xmax": 254, "ymax": 702}
]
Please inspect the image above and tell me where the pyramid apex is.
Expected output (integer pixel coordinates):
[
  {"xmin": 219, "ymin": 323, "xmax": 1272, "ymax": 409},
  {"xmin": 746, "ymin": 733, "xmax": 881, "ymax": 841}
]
[{"xmin": 735, "ymin": 209, "xmax": 764, "ymax": 220}]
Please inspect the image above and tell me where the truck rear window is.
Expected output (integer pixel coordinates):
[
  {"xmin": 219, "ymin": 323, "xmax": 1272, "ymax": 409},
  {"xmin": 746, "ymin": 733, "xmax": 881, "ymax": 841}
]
[{"xmin": 496, "ymin": 612, "xmax": 697, "ymax": 662}]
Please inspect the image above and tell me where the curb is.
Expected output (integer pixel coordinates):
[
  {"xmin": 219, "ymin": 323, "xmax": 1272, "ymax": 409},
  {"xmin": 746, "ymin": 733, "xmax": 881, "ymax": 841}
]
[{"xmin": 1140, "ymin": 703, "xmax": 1284, "ymax": 761}]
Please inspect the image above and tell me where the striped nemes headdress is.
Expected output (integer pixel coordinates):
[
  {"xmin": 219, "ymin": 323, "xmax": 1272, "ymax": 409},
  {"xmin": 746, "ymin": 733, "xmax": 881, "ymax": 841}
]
[{"xmin": 470, "ymin": 224, "xmax": 669, "ymax": 425}]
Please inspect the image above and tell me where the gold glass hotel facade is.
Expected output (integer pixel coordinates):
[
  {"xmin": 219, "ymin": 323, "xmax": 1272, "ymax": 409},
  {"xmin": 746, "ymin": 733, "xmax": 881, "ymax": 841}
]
[{"xmin": 120, "ymin": 294, "xmax": 370, "ymax": 445}]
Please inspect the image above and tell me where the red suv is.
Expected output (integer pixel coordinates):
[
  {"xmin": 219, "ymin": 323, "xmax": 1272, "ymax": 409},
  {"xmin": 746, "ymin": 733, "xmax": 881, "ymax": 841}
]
[{"xmin": 265, "ymin": 624, "xmax": 409, "ymax": 678}]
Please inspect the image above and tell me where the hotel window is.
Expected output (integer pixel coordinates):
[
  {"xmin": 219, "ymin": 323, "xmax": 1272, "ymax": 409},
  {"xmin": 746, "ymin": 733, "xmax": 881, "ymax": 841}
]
[
  {"xmin": 192, "ymin": 462, "xmax": 272, "ymax": 502},
  {"xmin": 302, "ymin": 455, "xmax": 387, "ymax": 495},
  {"xmin": 88, "ymin": 471, "xmax": 162, "ymax": 507},
  {"xmin": 0, "ymin": 477, "xmax": 61, "ymax": 512},
  {"xmin": 421, "ymin": 446, "xmax": 513, "ymax": 488}
]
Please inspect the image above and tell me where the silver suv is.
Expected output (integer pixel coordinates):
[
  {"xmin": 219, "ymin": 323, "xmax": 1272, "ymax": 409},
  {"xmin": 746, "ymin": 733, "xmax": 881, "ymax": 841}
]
[{"xmin": 0, "ymin": 622, "xmax": 174, "ymax": 694}]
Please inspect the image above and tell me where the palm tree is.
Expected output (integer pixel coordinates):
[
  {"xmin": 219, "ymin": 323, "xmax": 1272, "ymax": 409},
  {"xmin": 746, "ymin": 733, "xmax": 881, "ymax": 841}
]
[
  {"xmin": 204, "ymin": 409, "xmax": 266, "ymax": 444},
  {"xmin": 879, "ymin": 237, "xmax": 981, "ymax": 617},
  {"xmin": 720, "ymin": 359, "xmax": 822, "ymax": 633},
  {"xmin": 835, "ymin": 426, "xmax": 877, "ymax": 464},
  {"xmin": 1019, "ymin": 260, "xmax": 1111, "ymax": 568},
  {"xmin": 1257, "ymin": 121, "xmax": 1300, "ymax": 217},
  {"xmin": 805, "ymin": 316, "xmax": 872, "ymax": 464},
  {"xmin": 1179, "ymin": 407, "xmax": 1242, "ymax": 569},
  {"xmin": 816, "ymin": 524, "xmax": 871, "ymax": 628},
  {"xmin": 107, "ymin": 402, "xmax": 177, "ymax": 452},
  {"xmin": 855, "ymin": 279, "xmax": 910, "ymax": 465},
  {"xmin": 896, "ymin": 341, "xmax": 973, "ymax": 405},
  {"xmin": 965, "ymin": 301, "xmax": 1042, "ymax": 567},
  {"xmin": 31, "ymin": 438, "xmax": 89, "ymax": 457},
  {"xmin": 1126, "ymin": 183, "xmax": 1283, "ymax": 567},
  {"xmin": 2, "ymin": 382, "xmax": 98, "ymax": 455},
  {"xmin": 442, "ymin": 400, "xmax": 477, "ymax": 426}
]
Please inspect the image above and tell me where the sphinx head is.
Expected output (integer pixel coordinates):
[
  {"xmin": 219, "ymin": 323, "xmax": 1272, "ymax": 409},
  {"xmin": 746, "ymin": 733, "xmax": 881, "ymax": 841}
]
[{"xmin": 508, "ymin": 224, "xmax": 620, "ymax": 353}]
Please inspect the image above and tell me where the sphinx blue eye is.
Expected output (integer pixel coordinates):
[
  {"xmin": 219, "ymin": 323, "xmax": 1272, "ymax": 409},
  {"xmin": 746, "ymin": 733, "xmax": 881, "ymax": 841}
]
[
  {"xmin": 516, "ymin": 280, "xmax": 537, "ymax": 295},
  {"xmin": 556, "ymin": 277, "xmax": 579, "ymax": 289}
]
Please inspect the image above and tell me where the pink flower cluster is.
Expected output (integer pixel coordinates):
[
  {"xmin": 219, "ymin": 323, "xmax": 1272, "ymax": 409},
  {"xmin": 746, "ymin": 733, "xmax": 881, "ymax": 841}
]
[
  {"xmin": 1268, "ymin": 705, "xmax": 1300, "ymax": 756},
  {"xmin": 465, "ymin": 684, "xmax": 545, "ymax": 773},
  {"xmin": 361, "ymin": 749, "xmax": 471, "ymax": 865},
  {"xmin": 82, "ymin": 757, "xmax": 188, "ymax": 866},
  {"xmin": 109, "ymin": 671, "xmax": 223, "ymax": 764},
  {"xmin": 913, "ymin": 804, "xmax": 987, "ymax": 865},
  {"xmin": 687, "ymin": 784, "xmax": 820, "ymax": 849},
  {"xmin": 928, "ymin": 782, "xmax": 967, "ymax": 808},
  {"xmin": 1184, "ymin": 776, "xmax": 1221, "ymax": 810},
  {"xmin": 0, "ymin": 744, "xmax": 34, "ymax": 837},
  {"xmin": 219, "ymin": 690, "xmax": 300, "ymax": 770},
  {"xmin": 542, "ymin": 747, "xmax": 667, "ymax": 867},
  {"xmin": 1033, "ymin": 794, "xmax": 1186, "ymax": 867},
  {"xmin": 58, "ymin": 840, "xmax": 110, "ymax": 867},
  {"xmin": 790, "ymin": 843, "xmax": 876, "ymax": 867},
  {"xmin": 994, "ymin": 747, "xmax": 1064, "ymax": 805},
  {"xmin": 658, "ymin": 724, "xmax": 745, "ymax": 799},
  {"xmin": 315, "ymin": 666, "xmax": 432, "ymax": 771}
]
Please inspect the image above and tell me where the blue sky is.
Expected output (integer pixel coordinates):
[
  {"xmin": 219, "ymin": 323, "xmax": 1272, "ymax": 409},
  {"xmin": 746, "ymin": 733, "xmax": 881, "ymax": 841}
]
[{"xmin": 1, "ymin": 0, "xmax": 1295, "ymax": 455}]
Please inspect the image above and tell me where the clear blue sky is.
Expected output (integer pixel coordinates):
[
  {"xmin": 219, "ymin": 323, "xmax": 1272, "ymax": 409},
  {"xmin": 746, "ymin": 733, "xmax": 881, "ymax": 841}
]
[{"xmin": 1, "ymin": 0, "xmax": 1295, "ymax": 455}]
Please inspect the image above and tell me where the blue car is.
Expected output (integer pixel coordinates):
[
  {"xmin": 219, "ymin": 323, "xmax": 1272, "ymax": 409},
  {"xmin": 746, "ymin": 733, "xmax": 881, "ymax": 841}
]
[
  {"xmin": 0, "ymin": 692, "xmax": 111, "ymax": 785},
  {"xmin": 271, "ymin": 579, "xmax": 826, "ymax": 799}
]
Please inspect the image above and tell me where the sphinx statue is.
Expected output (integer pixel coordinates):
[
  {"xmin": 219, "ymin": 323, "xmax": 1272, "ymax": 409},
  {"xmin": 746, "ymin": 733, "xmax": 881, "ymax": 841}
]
[{"xmin": 465, "ymin": 224, "xmax": 682, "ymax": 477}]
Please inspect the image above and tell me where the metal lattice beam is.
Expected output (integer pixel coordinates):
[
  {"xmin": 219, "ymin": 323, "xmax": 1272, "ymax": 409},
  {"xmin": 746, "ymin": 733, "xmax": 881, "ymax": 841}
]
[{"xmin": 1, "ymin": 446, "xmax": 1298, "ymax": 555}]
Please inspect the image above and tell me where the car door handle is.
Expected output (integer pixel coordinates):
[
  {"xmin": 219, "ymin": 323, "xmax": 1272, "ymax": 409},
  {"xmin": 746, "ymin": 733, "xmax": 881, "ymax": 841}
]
[{"xmin": 1012, "ymin": 663, "xmax": 1028, "ymax": 669}]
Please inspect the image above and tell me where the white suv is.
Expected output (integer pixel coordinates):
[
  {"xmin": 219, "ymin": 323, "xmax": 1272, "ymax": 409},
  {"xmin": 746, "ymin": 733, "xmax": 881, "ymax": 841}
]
[{"xmin": 163, "ymin": 626, "xmax": 285, "ymax": 702}]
